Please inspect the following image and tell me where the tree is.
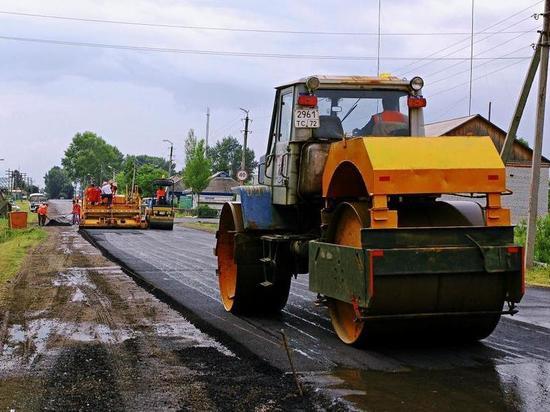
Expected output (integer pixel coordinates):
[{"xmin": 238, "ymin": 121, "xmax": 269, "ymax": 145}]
[
  {"xmin": 133, "ymin": 164, "xmax": 167, "ymax": 197},
  {"xmin": 116, "ymin": 155, "xmax": 170, "ymax": 193},
  {"xmin": 27, "ymin": 184, "xmax": 40, "ymax": 194},
  {"xmin": 184, "ymin": 129, "xmax": 198, "ymax": 165},
  {"xmin": 44, "ymin": 166, "xmax": 74, "ymax": 199},
  {"xmin": 62, "ymin": 131, "xmax": 124, "ymax": 185},
  {"xmin": 206, "ymin": 136, "xmax": 257, "ymax": 181},
  {"xmin": 183, "ymin": 140, "xmax": 211, "ymax": 203}
]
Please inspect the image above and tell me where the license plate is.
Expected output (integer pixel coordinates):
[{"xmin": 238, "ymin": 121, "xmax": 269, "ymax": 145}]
[{"xmin": 294, "ymin": 108, "xmax": 320, "ymax": 128}]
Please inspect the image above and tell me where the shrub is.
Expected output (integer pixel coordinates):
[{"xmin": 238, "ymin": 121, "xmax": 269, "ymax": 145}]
[
  {"xmin": 196, "ymin": 204, "xmax": 218, "ymax": 218},
  {"xmin": 515, "ymin": 214, "xmax": 550, "ymax": 263}
]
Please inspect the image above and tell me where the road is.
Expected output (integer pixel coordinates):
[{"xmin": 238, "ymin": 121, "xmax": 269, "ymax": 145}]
[{"xmin": 83, "ymin": 224, "xmax": 550, "ymax": 411}]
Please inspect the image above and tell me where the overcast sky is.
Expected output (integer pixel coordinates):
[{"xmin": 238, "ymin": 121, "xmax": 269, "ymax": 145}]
[{"xmin": 0, "ymin": 0, "xmax": 548, "ymax": 186}]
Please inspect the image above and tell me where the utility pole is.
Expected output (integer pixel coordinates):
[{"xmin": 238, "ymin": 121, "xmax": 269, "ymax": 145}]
[
  {"xmin": 163, "ymin": 139, "xmax": 174, "ymax": 177},
  {"xmin": 468, "ymin": 0, "xmax": 475, "ymax": 116},
  {"xmin": 526, "ymin": 0, "xmax": 550, "ymax": 268},
  {"xmin": 239, "ymin": 108, "xmax": 250, "ymax": 184},
  {"xmin": 487, "ymin": 101, "xmax": 492, "ymax": 122},
  {"xmin": 500, "ymin": 37, "xmax": 541, "ymax": 162},
  {"xmin": 205, "ymin": 107, "xmax": 210, "ymax": 149}
]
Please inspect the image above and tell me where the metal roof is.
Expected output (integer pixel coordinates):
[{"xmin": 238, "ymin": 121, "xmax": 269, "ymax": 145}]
[
  {"xmin": 425, "ymin": 114, "xmax": 550, "ymax": 164},
  {"xmin": 276, "ymin": 75, "xmax": 411, "ymax": 89},
  {"xmin": 424, "ymin": 115, "xmax": 477, "ymax": 137}
]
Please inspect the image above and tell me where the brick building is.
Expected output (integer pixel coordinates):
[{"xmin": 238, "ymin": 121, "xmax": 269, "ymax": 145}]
[{"xmin": 425, "ymin": 114, "xmax": 549, "ymax": 224}]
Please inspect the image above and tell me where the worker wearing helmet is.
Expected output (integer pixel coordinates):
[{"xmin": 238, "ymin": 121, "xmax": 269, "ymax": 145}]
[{"xmin": 353, "ymin": 96, "xmax": 409, "ymax": 137}]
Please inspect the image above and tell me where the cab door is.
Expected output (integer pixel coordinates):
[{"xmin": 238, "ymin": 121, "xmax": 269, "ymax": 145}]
[{"xmin": 271, "ymin": 87, "xmax": 294, "ymax": 204}]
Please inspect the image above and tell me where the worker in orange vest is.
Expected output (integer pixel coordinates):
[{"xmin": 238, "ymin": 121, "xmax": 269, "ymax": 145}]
[
  {"xmin": 156, "ymin": 187, "xmax": 167, "ymax": 205},
  {"xmin": 37, "ymin": 202, "xmax": 48, "ymax": 226},
  {"xmin": 72, "ymin": 200, "xmax": 81, "ymax": 225},
  {"xmin": 86, "ymin": 183, "xmax": 101, "ymax": 205},
  {"xmin": 353, "ymin": 95, "xmax": 408, "ymax": 137}
]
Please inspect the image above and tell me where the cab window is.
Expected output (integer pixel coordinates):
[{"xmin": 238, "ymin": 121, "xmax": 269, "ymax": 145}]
[
  {"xmin": 317, "ymin": 90, "xmax": 409, "ymax": 137},
  {"xmin": 278, "ymin": 91, "xmax": 293, "ymax": 141}
]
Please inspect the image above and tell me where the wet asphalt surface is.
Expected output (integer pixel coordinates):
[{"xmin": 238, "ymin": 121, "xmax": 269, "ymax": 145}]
[{"xmin": 81, "ymin": 224, "xmax": 550, "ymax": 411}]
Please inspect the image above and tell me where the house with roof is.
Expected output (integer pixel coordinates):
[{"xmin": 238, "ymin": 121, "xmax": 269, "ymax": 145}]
[
  {"xmin": 182, "ymin": 171, "xmax": 239, "ymax": 213},
  {"xmin": 425, "ymin": 114, "xmax": 549, "ymax": 223}
]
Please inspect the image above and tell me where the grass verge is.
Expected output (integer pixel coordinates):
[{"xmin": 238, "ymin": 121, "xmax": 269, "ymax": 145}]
[
  {"xmin": 178, "ymin": 221, "xmax": 218, "ymax": 233},
  {"xmin": 526, "ymin": 266, "xmax": 550, "ymax": 287},
  {"xmin": 0, "ymin": 216, "xmax": 46, "ymax": 285}
]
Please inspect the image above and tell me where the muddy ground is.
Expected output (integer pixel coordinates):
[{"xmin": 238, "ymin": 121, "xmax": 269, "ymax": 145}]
[{"xmin": 0, "ymin": 226, "xmax": 330, "ymax": 411}]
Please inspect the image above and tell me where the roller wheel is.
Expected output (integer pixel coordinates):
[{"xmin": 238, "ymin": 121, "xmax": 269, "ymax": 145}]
[
  {"xmin": 217, "ymin": 203, "xmax": 291, "ymax": 314},
  {"xmin": 149, "ymin": 220, "xmax": 174, "ymax": 230},
  {"xmin": 326, "ymin": 200, "xmax": 502, "ymax": 345},
  {"xmin": 326, "ymin": 202, "xmax": 371, "ymax": 346}
]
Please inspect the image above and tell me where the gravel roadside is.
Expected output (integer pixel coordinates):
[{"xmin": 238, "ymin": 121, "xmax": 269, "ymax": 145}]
[{"xmin": 0, "ymin": 226, "xmax": 326, "ymax": 411}]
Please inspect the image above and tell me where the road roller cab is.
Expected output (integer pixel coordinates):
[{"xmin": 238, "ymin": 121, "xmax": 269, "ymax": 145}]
[
  {"xmin": 215, "ymin": 74, "xmax": 524, "ymax": 346},
  {"xmin": 145, "ymin": 179, "xmax": 175, "ymax": 230}
]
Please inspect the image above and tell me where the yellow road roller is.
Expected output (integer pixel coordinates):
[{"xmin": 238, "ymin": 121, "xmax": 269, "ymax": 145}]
[
  {"xmin": 215, "ymin": 75, "xmax": 524, "ymax": 346},
  {"xmin": 144, "ymin": 178, "xmax": 175, "ymax": 230}
]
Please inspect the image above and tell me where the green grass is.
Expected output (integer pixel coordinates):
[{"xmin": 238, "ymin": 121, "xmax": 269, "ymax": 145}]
[
  {"xmin": 526, "ymin": 266, "xmax": 550, "ymax": 287},
  {"xmin": 0, "ymin": 216, "xmax": 46, "ymax": 285},
  {"xmin": 178, "ymin": 221, "xmax": 218, "ymax": 233}
]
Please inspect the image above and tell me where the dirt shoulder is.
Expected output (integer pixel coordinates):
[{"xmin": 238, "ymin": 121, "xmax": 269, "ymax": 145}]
[{"xmin": 0, "ymin": 226, "xmax": 322, "ymax": 411}]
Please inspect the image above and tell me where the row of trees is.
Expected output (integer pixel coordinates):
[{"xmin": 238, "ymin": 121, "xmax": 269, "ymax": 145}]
[{"xmin": 44, "ymin": 129, "xmax": 257, "ymax": 199}]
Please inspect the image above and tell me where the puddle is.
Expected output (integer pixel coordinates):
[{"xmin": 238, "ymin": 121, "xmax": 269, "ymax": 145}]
[
  {"xmin": 71, "ymin": 288, "xmax": 87, "ymax": 302},
  {"xmin": 305, "ymin": 360, "xmax": 550, "ymax": 412},
  {"xmin": 53, "ymin": 268, "xmax": 96, "ymax": 290},
  {"xmin": 1, "ymin": 319, "xmax": 134, "ymax": 373}
]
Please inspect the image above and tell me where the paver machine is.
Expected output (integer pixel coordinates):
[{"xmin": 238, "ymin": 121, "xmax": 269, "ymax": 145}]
[
  {"xmin": 144, "ymin": 178, "xmax": 175, "ymax": 230},
  {"xmin": 215, "ymin": 75, "xmax": 524, "ymax": 346},
  {"xmin": 80, "ymin": 185, "xmax": 144, "ymax": 229}
]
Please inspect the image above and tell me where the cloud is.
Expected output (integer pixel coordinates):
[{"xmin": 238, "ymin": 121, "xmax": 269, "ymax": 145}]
[{"xmin": 0, "ymin": 0, "xmax": 548, "ymax": 185}]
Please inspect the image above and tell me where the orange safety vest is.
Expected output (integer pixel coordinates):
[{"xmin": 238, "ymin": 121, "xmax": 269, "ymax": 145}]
[
  {"xmin": 37, "ymin": 205, "xmax": 48, "ymax": 215},
  {"xmin": 85, "ymin": 187, "xmax": 93, "ymax": 201},
  {"xmin": 372, "ymin": 111, "xmax": 407, "ymax": 124},
  {"xmin": 156, "ymin": 188, "xmax": 166, "ymax": 200}
]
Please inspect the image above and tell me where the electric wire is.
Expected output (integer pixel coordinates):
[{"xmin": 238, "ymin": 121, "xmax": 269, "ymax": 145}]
[
  {"xmin": 429, "ymin": 58, "xmax": 528, "ymax": 98},
  {"xmin": 0, "ymin": 34, "xmax": 531, "ymax": 61},
  {"xmin": 429, "ymin": 43, "xmax": 533, "ymax": 87},
  {"xmin": 0, "ymin": 9, "xmax": 540, "ymax": 37},
  {"xmin": 402, "ymin": 13, "xmax": 536, "ymax": 76},
  {"xmin": 397, "ymin": 0, "xmax": 542, "ymax": 74},
  {"xmin": 425, "ymin": 28, "xmax": 539, "ymax": 82}
]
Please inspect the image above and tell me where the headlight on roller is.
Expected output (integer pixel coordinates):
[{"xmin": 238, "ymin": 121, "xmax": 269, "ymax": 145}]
[{"xmin": 410, "ymin": 76, "xmax": 424, "ymax": 91}]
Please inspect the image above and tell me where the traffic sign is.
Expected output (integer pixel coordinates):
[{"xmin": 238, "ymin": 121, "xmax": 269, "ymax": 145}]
[{"xmin": 237, "ymin": 170, "xmax": 248, "ymax": 181}]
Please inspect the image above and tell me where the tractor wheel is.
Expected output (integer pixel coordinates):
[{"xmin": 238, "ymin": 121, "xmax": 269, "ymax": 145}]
[
  {"xmin": 326, "ymin": 202, "xmax": 371, "ymax": 346},
  {"xmin": 216, "ymin": 203, "xmax": 291, "ymax": 314}
]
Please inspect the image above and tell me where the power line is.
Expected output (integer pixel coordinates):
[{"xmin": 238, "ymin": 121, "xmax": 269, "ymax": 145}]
[
  {"xmin": 397, "ymin": 0, "xmax": 542, "ymax": 74},
  {"xmin": 0, "ymin": 9, "xmax": 540, "ymax": 37},
  {"xmin": 425, "ymin": 28, "xmax": 539, "ymax": 82},
  {"xmin": 402, "ymin": 13, "xmax": 536, "ymax": 76},
  {"xmin": 429, "ymin": 43, "xmax": 532, "ymax": 86},
  {"xmin": 429, "ymin": 58, "xmax": 528, "ymax": 98},
  {"xmin": 0, "ymin": 34, "xmax": 531, "ymax": 61}
]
